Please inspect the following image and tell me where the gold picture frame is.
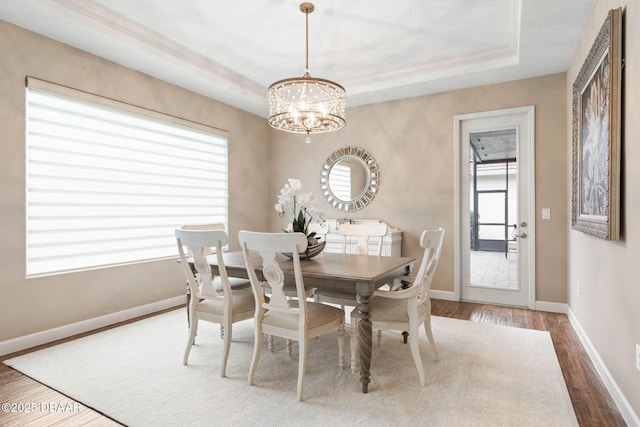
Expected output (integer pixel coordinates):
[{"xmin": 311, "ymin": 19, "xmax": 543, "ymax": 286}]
[{"xmin": 571, "ymin": 8, "xmax": 623, "ymax": 240}]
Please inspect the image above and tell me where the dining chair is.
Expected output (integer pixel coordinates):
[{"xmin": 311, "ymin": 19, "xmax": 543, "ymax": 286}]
[
  {"xmin": 315, "ymin": 222, "xmax": 388, "ymax": 310},
  {"xmin": 349, "ymin": 228, "xmax": 445, "ymax": 385},
  {"xmin": 180, "ymin": 223, "xmax": 250, "ymax": 289},
  {"xmin": 175, "ymin": 228, "xmax": 255, "ymax": 377},
  {"xmin": 238, "ymin": 230, "xmax": 345, "ymax": 401},
  {"xmin": 338, "ymin": 222, "xmax": 387, "ymax": 255},
  {"xmin": 262, "ymin": 223, "xmax": 326, "ymax": 354},
  {"xmin": 180, "ymin": 224, "xmax": 251, "ymax": 332},
  {"xmin": 180, "ymin": 223, "xmax": 225, "ymax": 256}
]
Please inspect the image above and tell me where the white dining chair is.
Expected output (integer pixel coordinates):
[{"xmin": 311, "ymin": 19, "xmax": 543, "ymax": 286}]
[
  {"xmin": 180, "ymin": 223, "xmax": 225, "ymax": 256},
  {"xmin": 180, "ymin": 223, "xmax": 250, "ymax": 335},
  {"xmin": 180, "ymin": 223, "xmax": 250, "ymax": 290},
  {"xmin": 349, "ymin": 228, "xmax": 445, "ymax": 385},
  {"xmin": 175, "ymin": 228, "xmax": 255, "ymax": 377},
  {"xmin": 238, "ymin": 230, "xmax": 345, "ymax": 401},
  {"xmin": 338, "ymin": 222, "xmax": 387, "ymax": 255},
  {"xmin": 261, "ymin": 222, "xmax": 324, "ymax": 352},
  {"xmin": 315, "ymin": 222, "xmax": 388, "ymax": 310}
]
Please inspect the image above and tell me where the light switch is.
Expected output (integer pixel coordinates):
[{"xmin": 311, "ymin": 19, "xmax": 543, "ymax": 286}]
[{"xmin": 542, "ymin": 208, "xmax": 551, "ymax": 220}]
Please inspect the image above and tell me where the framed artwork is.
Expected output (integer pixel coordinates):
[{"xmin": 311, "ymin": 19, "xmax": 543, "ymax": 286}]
[{"xmin": 571, "ymin": 8, "xmax": 623, "ymax": 240}]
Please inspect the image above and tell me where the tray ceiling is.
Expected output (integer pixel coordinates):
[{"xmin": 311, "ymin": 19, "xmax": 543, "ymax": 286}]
[{"xmin": 0, "ymin": 0, "xmax": 595, "ymax": 117}]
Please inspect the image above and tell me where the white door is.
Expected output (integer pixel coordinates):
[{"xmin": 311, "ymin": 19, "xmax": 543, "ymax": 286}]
[{"xmin": 454, "ymin": 107, "xmax": 535, "ymax": 308}]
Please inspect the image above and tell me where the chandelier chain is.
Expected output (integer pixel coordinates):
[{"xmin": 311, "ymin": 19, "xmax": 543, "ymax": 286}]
[{"xmin": 305, "ymin": 6, "xmax": 309, "ymax": 71}]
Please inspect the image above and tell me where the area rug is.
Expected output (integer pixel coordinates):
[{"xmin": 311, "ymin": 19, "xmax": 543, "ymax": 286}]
[{"xmin": 4, "ymin": 309, "xmax": 577, "ymax": 426}]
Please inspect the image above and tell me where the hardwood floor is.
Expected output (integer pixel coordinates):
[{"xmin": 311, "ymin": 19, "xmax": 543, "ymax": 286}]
[{"xmin": 0, "ymin": 301, "xmax": 627, "ymax": 426}]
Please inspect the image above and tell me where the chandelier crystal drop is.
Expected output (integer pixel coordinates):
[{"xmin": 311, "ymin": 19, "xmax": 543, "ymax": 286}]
[{"xmin": 267, "ymin": 2, "xmax": 346, "ymax": 140}]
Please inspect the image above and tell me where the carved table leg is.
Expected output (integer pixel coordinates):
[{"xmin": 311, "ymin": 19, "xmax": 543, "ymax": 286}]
[{"xmin": 357, "ymin": 293, "xmax": 372, "ymax": 393}]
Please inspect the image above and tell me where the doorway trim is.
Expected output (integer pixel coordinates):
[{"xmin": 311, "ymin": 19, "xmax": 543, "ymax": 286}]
[{"xmin": 453, "ymin": 106, "xmax": 536, "ymax": 309}]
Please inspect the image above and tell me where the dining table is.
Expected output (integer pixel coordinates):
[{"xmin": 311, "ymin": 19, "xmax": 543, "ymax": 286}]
[{"xmin": 207, "ymin": 250, "xmax": 416, "ymax": 393}]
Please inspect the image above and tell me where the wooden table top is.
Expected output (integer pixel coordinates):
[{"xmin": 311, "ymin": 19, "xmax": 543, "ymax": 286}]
[{"xmin": 213, "ymin": 250, "xmax": 416, "ymax": 293}]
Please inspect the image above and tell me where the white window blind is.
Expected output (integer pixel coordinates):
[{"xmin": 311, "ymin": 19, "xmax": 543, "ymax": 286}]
[{"xmin": 25, "ymin": 78, "xmax": 228, "ymax": 277}]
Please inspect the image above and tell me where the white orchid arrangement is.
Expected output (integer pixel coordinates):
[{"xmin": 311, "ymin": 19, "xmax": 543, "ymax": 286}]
[{"xmin": 275, "ymin": 178, "xmax": 324, "ymax": 241}]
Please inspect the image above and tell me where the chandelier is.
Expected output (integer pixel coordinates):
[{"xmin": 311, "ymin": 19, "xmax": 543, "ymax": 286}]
[{"xmin": 267, "ymin": 2, "xmax": 346, "ymax": 143}]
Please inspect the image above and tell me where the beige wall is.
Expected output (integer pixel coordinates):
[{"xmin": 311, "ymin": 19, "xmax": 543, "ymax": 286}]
[
  {"xmin": 269, "ymin": 74, "xmax": 568, "ymax": 303},
  {"xmin": 0, "ymin": 20, "xmax": 270, "ymax": 341},
  {"xmin": 567, "ymin": 1, "xmax": 640, "ymax": 418}
]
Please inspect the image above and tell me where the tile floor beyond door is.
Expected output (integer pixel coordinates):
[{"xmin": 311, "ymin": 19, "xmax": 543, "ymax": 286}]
[{"xmin": 470, "ymin": 250, "xmax": 517, "ymax": 289}]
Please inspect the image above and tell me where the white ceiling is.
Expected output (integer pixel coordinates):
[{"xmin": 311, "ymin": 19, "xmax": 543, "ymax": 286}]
[{"xmin": 0, "ymin": 0, "xmax": 595, "ymax": 117}]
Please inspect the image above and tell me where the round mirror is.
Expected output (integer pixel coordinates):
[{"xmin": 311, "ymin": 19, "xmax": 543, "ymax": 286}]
[{"xmin": 320, "ymin": 146, "xmax": 380, "ymax": 212}]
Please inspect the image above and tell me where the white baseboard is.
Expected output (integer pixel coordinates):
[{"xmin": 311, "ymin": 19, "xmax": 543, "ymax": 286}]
[
  {"xmin": 567, "ymin": 308, "xmax": 640, "ymax": 427},
  {"xmin": 429, "ymin": 290, "xmax": 457, "ymax": 301},
  {"xmin": 1, "ymin": 296, "xmax": 185, "ymax": 357},
  {"xmin": 535, "ymin": 300, "xmax": 567, "ymax": 313}
]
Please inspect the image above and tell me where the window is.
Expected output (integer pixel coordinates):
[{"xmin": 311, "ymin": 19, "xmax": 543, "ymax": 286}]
[{"xmin": 25, "ymin": 78, "xmax": 228, "ymax": 276}]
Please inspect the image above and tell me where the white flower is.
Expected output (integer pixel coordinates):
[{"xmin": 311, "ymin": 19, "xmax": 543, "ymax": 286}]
[
  {"xmin": 275, "ymin": 178, "xmax": 324, "ymax": 237},
  {"xmin": 288, "ymin": 178, "xmax": 302, "ymax": 192}
]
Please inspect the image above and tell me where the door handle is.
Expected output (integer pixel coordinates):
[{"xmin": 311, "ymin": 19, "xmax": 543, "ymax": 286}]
[{"xmin": 514, "ymin": 232, "xmax": 527, "ymax": 239}]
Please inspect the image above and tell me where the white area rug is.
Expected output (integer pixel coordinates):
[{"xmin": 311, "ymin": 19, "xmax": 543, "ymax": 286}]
[{"xmin": 4, "ymin": 309, "xmax": 577, "ymax": 426}]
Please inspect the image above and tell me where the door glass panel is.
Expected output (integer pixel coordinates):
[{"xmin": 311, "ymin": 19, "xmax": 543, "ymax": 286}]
[{"xmin": 468, "ymin": 131, "xmax": 518, "ymax": 290}]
